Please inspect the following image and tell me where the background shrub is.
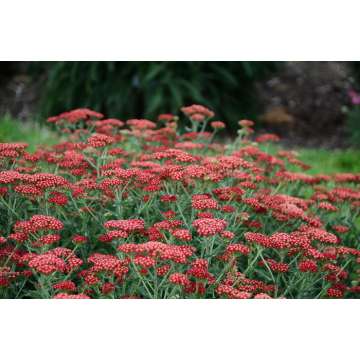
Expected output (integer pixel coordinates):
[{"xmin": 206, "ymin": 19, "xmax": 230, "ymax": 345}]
[{"xmin": 31, "ymin": 62, "xmax": 279, "ymax": 131}]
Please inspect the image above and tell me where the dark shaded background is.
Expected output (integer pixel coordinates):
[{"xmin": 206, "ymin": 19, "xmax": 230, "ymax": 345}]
[{"xmin": 1, "ymin": 61, "xmax": 360, "ymax": 147}]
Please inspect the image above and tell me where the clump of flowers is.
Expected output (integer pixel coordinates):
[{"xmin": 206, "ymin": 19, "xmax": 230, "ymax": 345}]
[{"xmin": 0, "ymin": 104, "xmax": 359, "ymax": 299}]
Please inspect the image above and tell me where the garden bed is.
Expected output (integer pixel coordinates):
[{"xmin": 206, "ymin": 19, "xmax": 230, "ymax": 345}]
[{"xmin": 0, "ymin": 105, "xmax": 359, "ymax": 298}]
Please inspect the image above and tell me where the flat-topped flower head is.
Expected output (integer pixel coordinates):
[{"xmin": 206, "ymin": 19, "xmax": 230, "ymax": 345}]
[
  {"xmin": 181, "ymin": 104, "xmax": 215, "ymax": 120},
  {"xmin": 127, "ymin": 119, "xmax": 157, "ymax": 129},
  {"xmin": 192, "ymin": 218, "xmax": 227, "ymax": 237},
  {"xmin": 87, "ymin": 133, "xmax": 115, "ymax": 148},
  {"xmin": 48, "ymin": 108, "xmax": 103, "ymax": 124},
  {"xmin": 104, "ymin": 219, "xmax": 145, "ymax": 232}
]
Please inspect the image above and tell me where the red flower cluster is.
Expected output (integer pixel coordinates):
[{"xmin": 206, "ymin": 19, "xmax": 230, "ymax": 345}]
[
  {"xmin": 48, "ymin": 108, "xmax": 103, "ymax": 124},
  {"xmin": 298, "ymin": 260, "xmax": 318, "ymax": 273},
  {"xmin": 54, "ymin": 293, "xmax": 90, "ymax": 299},
  {"xmin": 27, "ymin": 247, "xmax": 82, "ymax": 275},
  {"xmin": 210, "ymin": 121, "xmax": 226, "ymax": 129},
  {"xmin": 15, "ymin": 215, "xmax": 63, "ymax": 233},
  {"xmin": 118, "ymin": 241, "xmax": 195, "ymax": 264},
  {"xmin": 87, "ymin": 133, "xmax": 115, "ymax": 148},
  {"xmin": 104, "ymin": 219, "xmax": 145, "ymax": 232},
  {"xmin": 0, "ymin": 143, "xmax": 28, "ymax": 159},
  {"xmin": 216, "ymin": 284, "xmax": 252, "ymax": 299},
  {"xmin": 171, "ymin": 229, "xmax": 192, "ymax": 241},
  {"xmin": 259, "ymin": 258, "xmax": 289, "ymax": 273},
  {"xmin": 127, "ymin": 119, "xmax": 157, "ymax": 130},
  {"xmin": 181, "ymin": 104, "xmax": 215, "ymax": 121},
  {"xmin": 191, "ymin": 194, "xmax": 218, "ymax": 210},
  {"xmin": 192, "ymin": 218, "xmax": 228, "ymax": 237}
]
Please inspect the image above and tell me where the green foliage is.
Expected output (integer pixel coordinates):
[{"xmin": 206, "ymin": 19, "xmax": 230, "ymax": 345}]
[
  {"xmin": 263, "ymin": 143, "xmax": 360, "ymax": 174},
  {"xmin": 0, "ymin": 114, "xmax": 59, "ymax": 152},
  {"xmin": 31, "ymin": 62, "xmax": 279, "ymax": 131},
  {"xmin": 297, "ymin": 148, "xmax": 360, "ymax": 174}
]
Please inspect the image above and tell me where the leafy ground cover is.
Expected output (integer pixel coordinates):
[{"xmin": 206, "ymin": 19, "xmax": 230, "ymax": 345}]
[{"xmin": 0, "ymin": 107, "xmax": 359, "ymax": 298}]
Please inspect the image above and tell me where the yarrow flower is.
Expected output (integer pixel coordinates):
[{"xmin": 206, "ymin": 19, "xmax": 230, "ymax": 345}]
[
  {"xmin": 53, "ymin": 280, "xmax": 77, "ymax": 292},
  {"xmin": 104, "ymin": 219, "xmax": 145, "ymax": 232},
  {"xmin": 331, "ymin": 225, "xmax": 349, "ymax": 233},
  {"xmin": 53, "ymin": 293, "xmax": 90, "ymax": 299},
  {"xmin": 254, "ymin": 293, "xmax": 273, "ymax": 299},
  {"xmin": 26, "ymin": 247, "xmax": 82, "ymax": 275},
  {"xmin": 238, "ymin": 119, "xmax": 254, "ymax": 128},
  {"xmin": 158, "ymin": 114, "xmax": 177, "ymax": 122},
  {"xmin": 102, "ymin": 282, "xmax": 116, "ymax": 295},
  {"xmin": 327, "ymin": 287, "xmax": 344, "ymax": 298},
  {"xmin": 318, "ymin": 201, "xmax": 338, "ymax": 212},
  {"xmin": 192, "ymin": 218, "xmax": 227, "ymax": 237},
  {"xmin": 191, "ymin": 194, "xmax": 218, "ymax": 210},
  {"xmin": 298, "ymin": 259, "xmax": 318, "ymax": 273},
  {"xmin": 0, "ymin": 143, "xmax": 28, "ymax": 158},
  {"xmin": 300, "ymin": 226, "xmax": 338, "ymax": 244},
  {"xmin": 87, "ymin": 133, "xmax": 115, "ymax": 148},
  {"xmin": 171, "ymin": 229, "xmax": 192, "ymax": 241},
  {"xmin": 14, "ymin": 215, "xmax": 63, "ymax": 235},
  {"xmin": 160, "ymin": 194, "xmax": 177, "ymax": 202},
  {"xmin": 127, "ymin": 119, "xmax": 157, "ymax": 130},
  {"xmin": 118, "ymin": 241, "xmax": 195, "ymax": 264},
  {"xmin": 72, "ymin": 234, "xmax": 88, "ymax": 244},
  {"xmin": 221, "ymin": 230, "xmax": 235, "ymax": 239},
  {"xmin": 210, "ymin": 121, "xmax": 226, "ymax": 129},
  {"xmin": 225, "ymin": 243, "xmax": 251, "ymax": 256},
  {"xmin": 244, "ymin": 232, "xmax": 290, "ymax": 249},
  {"xmin": 216, "ymin": 284, "xmax": 252, "ymax": 299},
  {"xmin": 181, "ymin": 104, "xmax": 215, "ymax": 120},
  {"xmin": 169, "ymin": 273, "xmax": 191, "ymax": 287},
  {"xmin": 47, "ymin": 108, "xmax": 103, "ymax": 124},
  {"xmin": 48, "ymin": 191, "xmax": 68, "ymax": 206},
  {"xmin": 187, "ymin": 258, "xmax": 215, "ymax": 283},
  {"xmin": 87, "ymin": 253, "xmax": 129, "ymax": 280},
  {"xmin": 28, "ymin": 253, "xmax": 66, "ymax": 275},
  {"xmin": 259, "ymin": 259, "xmax": 289, "ymax": 273}
]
